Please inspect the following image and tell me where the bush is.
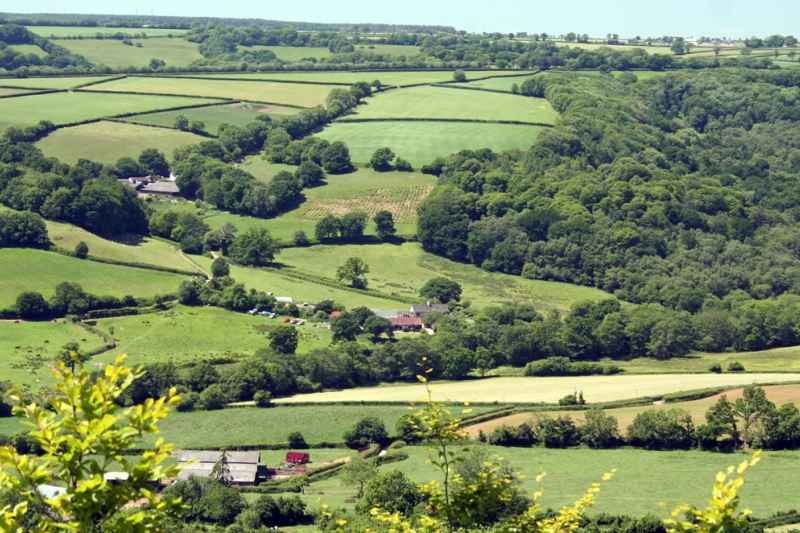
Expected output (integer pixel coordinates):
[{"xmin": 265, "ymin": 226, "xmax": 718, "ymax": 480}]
[
  {"xmin": 728, "ymin": 361, "xmax": 745, "ymax": 372},
  {"xmin": 74, "ymin": 241, "xmax": 89, "ymax": 259},
  {"xmin": 254, "ymin": 390, "xmax": 273, "ymax": 408},
  {"xmin": 709, "ymin": 363, "xmax": 723, "ymax": 373},
  {"xmin": 343, "ymin": 417, "xmax": 388, "ymax": 448},
  {"xmin": 293, "ymin": 230, "xmax": 310, "ymax": 247},
  {"xmin": 176, "ymin": 391, "xmax": 199, "ymax": 412},
  {"xmin": 287, "ymin": 431, "xmax": 308, "ymax": 449},
  {"xmin": 199, "ymin": 384, "xmax": 226, "ymax": 410},
  {"xmin": 627, "ymin": 409, "xmax": 695, "ymax": 450},
  {"xmin": 558, "ymin": 392, "xmax": 585, "ymax": 406}
]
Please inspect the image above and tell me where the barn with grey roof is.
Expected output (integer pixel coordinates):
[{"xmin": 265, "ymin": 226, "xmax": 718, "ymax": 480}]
[{"xmin": 177, "ymin": 450, "xmax": 267, "ymax": 486}]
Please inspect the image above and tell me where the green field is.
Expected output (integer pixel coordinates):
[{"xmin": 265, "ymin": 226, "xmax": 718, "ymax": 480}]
[
  {"xmin": 348, "ymin": 86, "xmax": 558, "ymax": 123},
  {"xmin": 174, "ymin": 70, "xmax": 537, "ymax": 87},
  {"xmin": 237, "ymin": 45, "xmax": 332, "ymax": 62},
  {"xmin": 0, "ymin": 87, "xmax": 40, "ymax": 97},
  {"xmin": 238, "ymin": 159, "xmax": 299, "ymax": 184},
  {"xmin": 45, "ymin": 218, "xmax": 198, "ymax": 272},
  {"xmin": 92, "ymin": 305, "xmax": 334, "ymax": 368},
  {"xmin": 26, "ymin": 26, "xmax": 190, "ymax": 38},
  {"xmin": 0, "ymin": 248, "xmax": 188, "ymax": 308},
  {"xmin": 461, "ymin": 74, "xmax": 538, "ymax": 92},
  {"xmin": 619, "ymin": 344, "xmax": 800, "ymax": 374},
  {"xmin": 0, "ymin": 76, "xmax": 114, "ymax": 89},
  {"xmin": 316, "ymin": 121, "xmax": 546, "ymax": 166},
  {"xmin": 0, "ymin": 91, "xmax": 220, "ymax": 129},
  {"xmin": 36, "ymin": 120, "xmax": 207, "ymax": 164},
  {"xmin": 8, "ymin": 44, "xmax": 48, "ymax": 57},
  {"xmin": 59, "ymin": 39, "xmax": 203, "ymax": 68},
  {"xmin": 0, "ymin": 320, "xmax": 107, "ymax": 389},
  {"xmin": 352, "ymin": 44, "xmax": 422, "ymax": 56},
  {"xmin": 123, "ymin": 102, "xmax": 301, "ymax": 134},
  {"xmin": 279, "ymin": 243, "xmax": 612, "ymax": 311},
  {"xmin": 86, "ymin": 76, "xmax": 346, "ymax": 107},
  {"xmin": 323, "ymin": 445, "xmax": 800, "ymax": 518},
  {"xmin": 275, "ymin": 373, "xmax": 800, "ymax": 404}
]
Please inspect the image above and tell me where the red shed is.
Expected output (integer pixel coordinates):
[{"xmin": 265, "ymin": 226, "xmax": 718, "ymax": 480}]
[{"xmin": 286, "ymin": 452, "xmax": 310, "ymax": 465}]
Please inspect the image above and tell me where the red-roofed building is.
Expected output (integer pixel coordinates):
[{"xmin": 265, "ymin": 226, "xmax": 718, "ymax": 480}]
[{"xmin": 389, "ymin": 316, "xmax": 423, "ymax": 331}]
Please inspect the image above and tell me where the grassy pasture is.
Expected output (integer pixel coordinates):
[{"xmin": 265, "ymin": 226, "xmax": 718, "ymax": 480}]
[
  {"xmin": 59, "ymin": 39, "xmax": 203, "ymax": 68},
  {"xmin": 352, "ymin": 44, "xmax": 421, "ymax": 56},
  {"xmin": 0, "ymin": 88, "xmax": 40, "ymax": 97},
  {"xmin": 278, "ymin": 243, "xmax": 613, "ymax": 312},
  {"xmin": 45, "ymin": 218, "xmax": 196, "ymax": 272},
  {"xmin": 0, "ymin": 248, "xmax": 187, "ymax": 308},
  {"xmin": 326, "ymin": 445, "xmax": 800, "ymax": 518},
  {"xmin": 237, "ymin": 45, "xmax": 332, "ymax": 62},
  {"xmin": 466, "ymin": 384, "xmax": 800, "ymax": 438},
  {"xmin": 238, "ymin": 158, "xmax": 298, "ymax": 184},
  {"xmin": 174, "ymin": 70, "xmax": 537, "ymax": 87},
  {"xmin": 619, "ymin": 345, "xmax": 800, "ymax": 374},
  {"xmin": 123, "ymin": 102, "xmax": 300, "ymax": 134},
  {"xmin": 559, "ymin": 42, "xmax": 675, "ymax": 54},
  {"xmin": 191, "ymin": 256, "xmax": 405, "ymax": 310},
  {"xmin": 0, "ymin": 320, "xmax": 107, "ymax": 389},
  {"xmin": 8, "ymin": 44, "xmax": 48, "ymax": 57},
  {"xmin": 274, "ymin": 373, "xmax": 800, "ymax": 404},
  {"xmin": 93, "ymin": 305, "xmax": 334, "ymax": 368},
  {"xmin": 0, "ymin": 91, "xmax": 218, "ymax": 129},
  {"xmin": 26, "ymin": 26, "xmax": 190, "ymax": 38},
  {"xmin": 87, "ymin": 76, "xmax": 345, "ymax": 107},
  {"xmin": 315, "ymin": 121, "xmax": 546, "ymax": 166},
  {"xmin": 348, "ymin": 86, "xmax": 558, "ymax": 123},
  {"xmin": 460, "ymin": 74, "xmax": 538, "ymax": 92},
  {"xmin": 0, "ymin": 75, "xmax": 114, "ymax": 89},
  {"xmin": 36, "ymin": 120, "xmax": 207, "ymax": 164}
]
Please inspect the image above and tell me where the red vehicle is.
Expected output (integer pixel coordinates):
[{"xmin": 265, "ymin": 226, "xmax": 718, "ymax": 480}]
[
  {"xmin": 282, "ymin": 318, "xmax": 291, "ymax": 323},
  {"xmin": 286, "ymin": 452, "xmax": 310, "ymax": 464}
]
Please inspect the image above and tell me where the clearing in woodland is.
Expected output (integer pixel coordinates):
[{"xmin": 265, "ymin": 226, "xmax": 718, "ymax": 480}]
[
  {"xmin": 0, "ymin": 91, "xmax": 220, "ymax": 129},
  {"xmin": 315, "ymin": 121, "xmax": 546, "ymax": 166},
  {"xmin": 36, "ymin": 120, "xmax": 207, "ymax": 164},
  {"xmin": 278, "ymin": 243, "xmax": 613, "ymax": 312},
  {"xmin": 274, "ymin": 373, "xmax": 800, "ymax": 404},
  {"xmin": 0, "ymin": 248, "xmax": 188, "ymax": 308},
  {"xmin": 59, "ymin": 39, "xmax": 203, "ymax": 68},
  {"xmin": 122, "ymin": 102, "xmax": 301, "ymax": 134},
  {"xmin": 85, "ymin": 76, "xmax": 346, "ymax": 107},
  {"xmin": 347, "ymin": 85, "xmax": 558, "ymax": 123}
]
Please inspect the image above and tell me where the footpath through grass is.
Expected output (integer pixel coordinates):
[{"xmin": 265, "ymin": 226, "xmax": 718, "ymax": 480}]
[
  {"xmin": 0, "ymin": 248, "xmax": 187, "ymax": 308},
  {"xmin": 37, "ymin": 121, "xmax": 207, "ymax": 164}
]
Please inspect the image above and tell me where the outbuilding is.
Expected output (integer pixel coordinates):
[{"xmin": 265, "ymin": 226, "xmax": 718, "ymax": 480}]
[{"xmin": 286, "ymin": 452, "xmax": 310, "ymax": 464}]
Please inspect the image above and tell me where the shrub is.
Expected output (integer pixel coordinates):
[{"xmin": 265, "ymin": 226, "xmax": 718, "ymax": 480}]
[
  {"xmin": 709, "ymin": 363, "xmax": 723, "ymax": 373},
  {"xmin": 287, "ymin": 431, "xmax": 308, "ymax": 449},
  {"xmin": 254, "ymin": 390, "xmax": 273, "ymax": 408},
  {"xmin": 728, "ymin": 361, "xmax": 745, "ymax": 372},
  {"xmin": 199, "ymin": 384, "xmax": 226, "ymax": 410},
  {"xmin": 627, "ymin": 409, "xmax": 695, "ymax": 450},
  {"xmin": 558, "ymin": 392, "xmax": 585, "ymax": 406},
  {"xmin": 175, "ymin": 391, "xmax": 199, "ymax": 412},
  {"xmin": 343, "ymin": 417, "xmax": 388, "ymax": 449},
  {"xmin": 74, "ymin": 241, "xmax": 89, "ymax": 259},
  {"xmin": 293, "ymin": 230, "xmax": 310, "ymax": 247}
]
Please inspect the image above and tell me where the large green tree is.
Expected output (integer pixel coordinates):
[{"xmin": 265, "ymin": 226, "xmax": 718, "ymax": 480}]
[
  {"xmin": 336, "ymin": 257, "xmax": 370, "ymax": 288},
  {"xmin": 419, "ymin": 277, "xmax": 462, "ymax": 303},
  {"xmin": 228, "ymin": 227, "xmax": 280, "ymax": 266}
]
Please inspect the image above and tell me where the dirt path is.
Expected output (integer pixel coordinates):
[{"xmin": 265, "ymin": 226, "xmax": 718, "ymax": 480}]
[{"xmin": 177, "ymin": 250, "xmax": 211, "ymax": 278}]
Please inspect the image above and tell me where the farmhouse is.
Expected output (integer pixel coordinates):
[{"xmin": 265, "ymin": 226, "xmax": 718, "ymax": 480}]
[
  {"xmin": 409, "ymin": 302, "xmax": 450, "ymax": 317},
  {"xmin": 177, "ymin": 450, "xmax": 267, "ymax": 486},
  {"xmin": 140, "ymin": 181, "xmax": 182, "ymax": 197},
  {"xmin": 389, "ymin": 316, "xmax": 423, "ymax": 331},
  {"xmin": 372, "ymin": 310, "xmax": 400, "ymax": 318}
]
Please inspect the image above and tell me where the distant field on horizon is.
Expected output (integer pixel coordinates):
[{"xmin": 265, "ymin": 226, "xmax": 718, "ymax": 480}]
[
  {"xmin": 59, "ymin": 38, "xmax": 203, "ymax": 68},
  {"xmin": 237, "ymin": 44, "xmax": 332, "ymax": 62},
  {"xmin": 85, "ymin": 76, "xmax": 345, "ymax": 107},
  {"xmin": 0, "ymin": 75, "xmax": 114, "ymax": 89},
  {"xmin": 171, "ymin": 70, "xmax": 537, "ymax": 87},
  {"xmin": 122, "ymin": 102, "xmax": 300, "ymax": 134},
  {"xmin": 275, "ymin": 373, "xmax": 800, "ymax": 404},
  {"xmin": 347, "ymin": 86, "xmax": 558, "ymax": 123},
  {"xmin": 316, "ymin": 121, "xmax": 545, "ymax": 166},
  {"xmin": 0, "ymin": 91, "xmax": 219, "ymax": 129},
  {"xmin": 26, "ymin": 26, "xmax": 190, "ymax": 38},
  {"xmin": 0, "ymin": 248, "xmax": 187, "ymax": 308},
  {"xmin": 37, "ymin": 120, "xmax": 207, "ymax": 164}
]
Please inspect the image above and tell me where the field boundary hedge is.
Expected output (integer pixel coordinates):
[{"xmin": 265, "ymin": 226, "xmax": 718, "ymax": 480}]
[
  {"xmin": 49, "ymin": 244, "xmax": 201, "ymax": 276},
  {"xmin": 71, "ymin": 75, "xmax": 127, "ymax": 89},
  {"xmin": 335, "ymin": 117, "xmax": 554, "ymax": 127},
  {"xmin": 136, "ymin": 74, "xmax": 350, "ymax": 90},
  {"xmin": 103, "ymin": 117, "xmax": 217, "ymax": 138},
  {"xmin": 0, "ymin": 89, "xmax": 62, "ymax": 99},
  {"xmin": 433, "ymin": 84, "xmax": 524, "ymax": 95},
  {"xmin": 75, "ymin": 87, "xmax": 310, "ymax": 109}
]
